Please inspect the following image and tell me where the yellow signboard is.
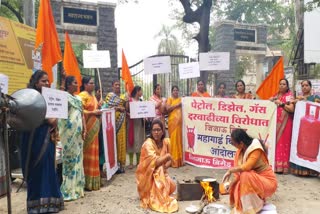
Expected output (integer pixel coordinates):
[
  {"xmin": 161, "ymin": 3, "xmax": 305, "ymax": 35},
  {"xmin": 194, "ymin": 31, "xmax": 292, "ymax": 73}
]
[{"xmin": 0, "ymin": 16, "xmax": 36, "ymax": 94}]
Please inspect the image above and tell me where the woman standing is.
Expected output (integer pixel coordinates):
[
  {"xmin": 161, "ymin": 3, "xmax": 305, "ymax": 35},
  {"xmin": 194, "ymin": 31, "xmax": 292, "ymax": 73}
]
[
  {"xmin": 58, "ymin": 76, "xmax": 86, "ymax": 200},
  {"xmin": 105, "ymin": 80, "xmax": 127, "ymax": 173},
  {"xmin": 149, "ymin": 84, "xmax": 166, "ymax": 125},
  {"xmin": 126, "ymin": 86, "xmax": 145, "ymax": 169},
  {"xmin": 136, "ymin": 119, "xmax": 178, "ymax": 213},
  {"xmin": 166, "ymin": 86, "xmax": 183, "ymax": 168},
  {"xmin": 21, "ymin": 70, "xmax": 64, "ymax": 213},
  {"xmin": 214, "ymin": 82, "xmax": 229, "ymax": 98},
  {"xmin": 222, "ymin": 129, "xmax": 277, "ymax": 214},
  {"xmin": 290, "ymin": 80, "xmax": 319, "ymax": 176},
  {"xmin": 270, "ymin": 78, "xmax": 295, "ymax": 174},
  {"xmin": 191, "ymin": 80, "xmax": 211, "ymax": 97},
  {"xmin": 232, "ymin": 80, "xmax": 254, "ymax": 99},
  {"xmin": 78, "ymin": 76, "xmax": 102, "ymax": 190}
]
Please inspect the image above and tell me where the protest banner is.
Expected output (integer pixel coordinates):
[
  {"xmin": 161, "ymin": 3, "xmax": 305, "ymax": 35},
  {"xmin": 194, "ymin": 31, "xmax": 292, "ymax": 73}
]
[
  {"xmin": 290, "ymin": 101, "xmax": 320, "ymax": 172},
  {"xmin": 182, "ymin": 97, "xmax": 276, "ymax": 169},
  {"xmin": 101, "ymin": 109, "xmax": 118, "ymax": 180},
  {"xmin": 0, "ymin": 17, "xmax": 36, "ymax": 94},
  {"xmin": 129, "ymin": 101, "xmax": 155, "ymax": 119},
  {"xmin": 82, "ymin": 50, "xmax": 111, "ymax": 68},
  {"xmin": 144, "ymin": 56, "xmax": 171, "ymax": 75},
  {"xmin": 178, "ymin": 62, "xmax": 200, "ymax": 79},
  {"xmin": 41, "ymin": 87, "xmax": 68, "ymax": 119},
  {"xmin": 199, "ymin": 52, "xmax": 230, "ymax": 71}
]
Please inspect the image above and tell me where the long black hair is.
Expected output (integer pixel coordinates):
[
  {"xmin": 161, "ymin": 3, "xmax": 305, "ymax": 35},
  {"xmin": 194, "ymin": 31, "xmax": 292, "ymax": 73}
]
[
  {"xmin": 65, "ymin": 75, "xmax": 76, "ymax": 92},
  {"xmin": 153, "ymin": 84, "xmax": 161, "ymax": 94},
  {"xmin": 149, "ymin": 119, "xmax": 166, "ymax": 141},
  {"xmin": 131, "ymin": 85, "xmax": 142, "ymax": 98},
  {"xmin": 27, "ymin": 70, "xmax": 48, "ymax": 90},
  {"xmin": 80, "ymin": 76, "xmax": 92, "ymax": 92},
  {"xmin": 231, "ymin": 129, "xmax": 267, "ymax": 153}
]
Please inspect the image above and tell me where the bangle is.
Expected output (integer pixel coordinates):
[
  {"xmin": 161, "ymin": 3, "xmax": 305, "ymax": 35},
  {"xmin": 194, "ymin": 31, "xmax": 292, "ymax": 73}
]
[{"xmin": 279, "ymin": 103, "xmax": 285, "ymax": 107}]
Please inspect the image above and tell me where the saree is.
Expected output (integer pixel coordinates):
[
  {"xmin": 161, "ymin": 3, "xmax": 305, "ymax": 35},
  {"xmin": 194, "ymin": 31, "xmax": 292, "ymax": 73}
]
[
  {"xmin": 290, "ymin": 94, "xmax": 320, "ymax": 176},
  {"xmin": 232, "ymin": 93, "xmax": 253, "ymax": 99},
  {"xmin": 149, "ymin": 94, "xmax": 165, "ymax": 124},
  {"xmin": 230, "ymin": 139, "xmax": 277, "ymax": 214},
  {"xmin": 136, "ymin": 138, "xmax": 178, "ymax": 213},
  {"xmin": 191, "ymin": 91, "xmax": 211, "ymax": 97},
  {"xmin": 272, "ymin": 91, "xmax": 294, "ymax": 173},
  {"xmin": 21, "ymin": 123, "xmax": 64, "ymax": 213},
  {"xmin": 58, "ymin": 94, "xmax": 85, "ymax": 200},
  {"xmin": 78, "ymin": 91, "xmax": 100, "ymax": 190},
  {"xmin": 167, "ymin": 97, "xmax": 183, "ymax": 168},
  {"xmin": 105, "ymin": 92, "xmax": 127, "ymax": 167}
]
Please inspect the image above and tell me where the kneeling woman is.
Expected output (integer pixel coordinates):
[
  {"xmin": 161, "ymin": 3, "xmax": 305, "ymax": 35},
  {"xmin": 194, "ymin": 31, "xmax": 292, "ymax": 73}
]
[
  {"xmin": 222, "ymin": 129, "xmax": 277, "ymax": 214},
  {"xmin": 135, "ymin": 119, "xmax": 178, "ymax": 213}
]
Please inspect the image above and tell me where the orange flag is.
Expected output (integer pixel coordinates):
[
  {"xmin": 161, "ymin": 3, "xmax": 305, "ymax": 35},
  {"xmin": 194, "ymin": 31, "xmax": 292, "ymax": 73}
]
[
  {"xmin": 256, "ymin": 56, "xmax": 285, "ymax": 99},
  {"xmin": 63, "ymin": 32, "xmax": 82, "ymax": 94},
  {"xmin": 35, "ymin": 0, "xmax": 62, "ymax": 83},
  {"xmin": 121, "ymin": 50, "xmax": 134, "ymax": 94}
]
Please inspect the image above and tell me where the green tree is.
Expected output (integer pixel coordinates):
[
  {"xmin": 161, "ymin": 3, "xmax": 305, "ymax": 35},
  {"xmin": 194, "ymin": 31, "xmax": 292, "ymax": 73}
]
[
  {"xmin": 0, "ymin": 0, "xmax": 24, "ymax": 23},
  {"xmin": 154, "ymin": 25, "xmax": 184, "ymax": 55}
]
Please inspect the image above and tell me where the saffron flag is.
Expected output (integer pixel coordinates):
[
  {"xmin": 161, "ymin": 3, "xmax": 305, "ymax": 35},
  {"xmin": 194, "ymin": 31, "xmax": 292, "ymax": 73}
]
[
  {"xmin": 63, "ymin": 32, "xmax": 82, "ymax": 94},
  {"xmin": 121, "ymin": 50, "xmax": 134, "ymax": 93},
  {"xmin": 35, "ymin": 0, "xmax": 62, "ymax": 83},
  {"xmin": 256, "ymin": 56, "xmax": 285, "ymax": 100}
]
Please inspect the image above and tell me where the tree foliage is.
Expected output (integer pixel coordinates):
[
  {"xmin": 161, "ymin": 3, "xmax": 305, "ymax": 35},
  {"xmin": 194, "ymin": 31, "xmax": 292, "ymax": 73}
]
[{"xmin": 154, "ymin": 25, "xmax": 184, "ymax": 55}]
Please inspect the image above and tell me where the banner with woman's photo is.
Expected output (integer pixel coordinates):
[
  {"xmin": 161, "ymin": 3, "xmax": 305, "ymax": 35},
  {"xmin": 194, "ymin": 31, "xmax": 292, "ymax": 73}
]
[
  {"xmin": 101, "ymin": 109, "xmax": 118, "ymax": 180},
  {"xmin": 290, "ymin": 101, "xmax": 320, "ymax": 172},
  {"xmin": 182, "ymin": 97, "xmax": 277, "ymax": 169}
]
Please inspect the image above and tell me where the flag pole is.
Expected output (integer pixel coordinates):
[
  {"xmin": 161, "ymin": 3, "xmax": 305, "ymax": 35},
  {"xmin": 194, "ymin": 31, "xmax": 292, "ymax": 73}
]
[{"xmin": 97, "ymin": 68, "xmax": 103, "ymax": 101}]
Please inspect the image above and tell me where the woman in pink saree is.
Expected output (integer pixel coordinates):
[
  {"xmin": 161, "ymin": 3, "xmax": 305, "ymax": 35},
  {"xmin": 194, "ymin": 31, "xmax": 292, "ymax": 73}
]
[{"xmin": 269, "ymin": 79, "xmax": 295, "ymax": 174}]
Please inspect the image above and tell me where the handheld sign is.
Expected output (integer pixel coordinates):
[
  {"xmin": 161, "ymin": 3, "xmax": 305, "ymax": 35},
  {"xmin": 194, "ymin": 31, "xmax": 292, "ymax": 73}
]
[
  {"xmin": 0, "ymin": 74, "xmax": 9, "ymax": 94},
  {"xmin": 42, "ymin": 87, "xmax": 68, "ymax": 119},
  {"xmin": 199, "ymin": 52, "xmax": 230, "ymax": 71},
  {"xmin": 178, "ymin": 62, "xmax": 200, "ymax": 79},
  {"xmin": 83, "ymin": 50, "xmax": 111, "ymax": 68},
  {"xmin": 144, "ymin": 56, "xmax": 171, "ymax": 75},
  {"xmin": 129, "ymin": 101, "xmax": 156, "ymax": 119}
]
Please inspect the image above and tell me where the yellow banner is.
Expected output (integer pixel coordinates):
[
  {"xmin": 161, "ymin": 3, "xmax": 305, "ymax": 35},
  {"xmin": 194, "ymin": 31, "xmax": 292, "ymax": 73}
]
[
  {"xmin": 0, "ymin": 16, "xmax": 35, "ymax": 94},
  {"xmin": 183, "ymin": 97, "xmax": 276, "ymax": 169}
]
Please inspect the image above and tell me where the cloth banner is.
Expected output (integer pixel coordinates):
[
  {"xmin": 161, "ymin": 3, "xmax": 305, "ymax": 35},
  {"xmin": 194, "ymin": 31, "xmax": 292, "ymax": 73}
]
[
  {"xmin": 290, "ymin": 101, "xmax": 320, "ymax": 172},
  {"xmin": 182, "ymin": 97, "xmax": 276, "ymax": 169},
  {"xmin": 101, "ymin": 109, "xmax": 118, "ymax": 180}
]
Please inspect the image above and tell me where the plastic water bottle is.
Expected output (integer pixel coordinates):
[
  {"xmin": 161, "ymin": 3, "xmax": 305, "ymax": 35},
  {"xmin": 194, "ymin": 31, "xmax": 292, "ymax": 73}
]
[{"xmin": 172, "ymin": 176, "xmax": 177, "ymax": 195}]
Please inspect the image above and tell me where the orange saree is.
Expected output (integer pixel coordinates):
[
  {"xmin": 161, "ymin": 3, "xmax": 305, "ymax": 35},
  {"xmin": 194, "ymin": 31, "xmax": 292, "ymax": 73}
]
[
  {"xmin": 191, "ymin": 91, "xmax": 211, "ymax": 97},
  {"xmin": 229, "ymin": 139, "xmax": 277, "ymax": 214},
  {"xmin": 78, "ymin": 91, "xmax": 100, "ymax": 190},
  {"xmin": 167, "ymin": 97, "xmax": 183, "ymax": 168},
  {"xmin": 136, "ymin": 138, "xmax": 178, "ymax": 213}
]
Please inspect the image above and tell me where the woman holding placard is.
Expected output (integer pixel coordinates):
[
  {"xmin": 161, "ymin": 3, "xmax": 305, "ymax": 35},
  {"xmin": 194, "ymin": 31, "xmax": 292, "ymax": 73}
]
[
  {"xmin": 21, "ymin": 70, "xmax": 64, "ymax": 213},
  {"xmin": 58, "ymin": 75, "xmax": 86, "ymax": 200},
  {"xmin": 78, "ymin": 76, "xmax": 102, "ymax": 190},
  {"xmin": 126, "ymin": 86, "xmax": 145, "ymax": 169},
  {"xmin": 166, "ymin": 85, "xmax": 183, "ymax": 168},
  {"xmin": 232, "ymin": 80, "xmax": 254, "ymax": 99}
]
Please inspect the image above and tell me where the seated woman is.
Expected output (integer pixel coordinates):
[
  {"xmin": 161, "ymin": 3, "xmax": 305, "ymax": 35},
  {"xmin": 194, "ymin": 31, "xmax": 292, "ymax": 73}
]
[
  {"xmin": 136, "ymin": 119, "xmax": 178, "ymax": 213},
  {"xmin": 222, "ymin": 129, "xmax": 277, "ymax": 214}
]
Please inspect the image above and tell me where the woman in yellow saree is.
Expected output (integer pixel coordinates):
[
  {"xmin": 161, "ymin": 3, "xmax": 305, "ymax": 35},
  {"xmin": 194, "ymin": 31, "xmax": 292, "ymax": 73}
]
[
  {"xmin": 222, "ymin": 129, "xmax": 277, "ymax": 214},
  {"xmin": 136, "ymin": 119, "xmax": 178, "ymax": 213},
  {"xmin": 166, "ymin": 85, "xmax": 183, "ymax": 168},
  {"xmin": 78, "ymin": 77, "xmax": 102, "ymax": 191}
]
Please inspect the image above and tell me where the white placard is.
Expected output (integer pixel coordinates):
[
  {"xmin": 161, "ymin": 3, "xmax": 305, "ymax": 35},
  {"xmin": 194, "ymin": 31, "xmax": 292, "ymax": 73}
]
[
  {"xmin": 129, "ymin": 101, "xmax": 156, "ymax": 119},
  {"xmin": 83, "ymin": 50, "xmax": 111, "ymax": 68},
  {"xmin": 178, "ymin": 62, "xmax": 200, "ymax": 79},
  {"xmin": 42, "ymin": 87, "xmax": 68, "ymax": 119},
  {"xmin": 199, "ymin": 52, "xmax": 230, "ymax": 71},
  {"xmin": 144, "ymin": 56, "xmax": 171, "ymax": 75},
  {"xmin": 101, "ymin": 109, "xmax": 118, "ymax": 180},
  {"xmin": 0, "ymin": 74, "xmax": 8, "ymax": 94}
]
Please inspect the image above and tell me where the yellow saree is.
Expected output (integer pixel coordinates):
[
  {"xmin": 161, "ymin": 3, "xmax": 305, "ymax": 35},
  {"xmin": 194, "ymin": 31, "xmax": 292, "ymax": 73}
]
[
  {"xmin": 78, "ymin": 91, "xmax": 100, "ymax": 190},
  {"xmin": 167, "ymin": 97, "xmax": 183, "ymax": 168},
  {"xmin": 136, "ymin": 138, "xmax": 178, "ymax": 213}
]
